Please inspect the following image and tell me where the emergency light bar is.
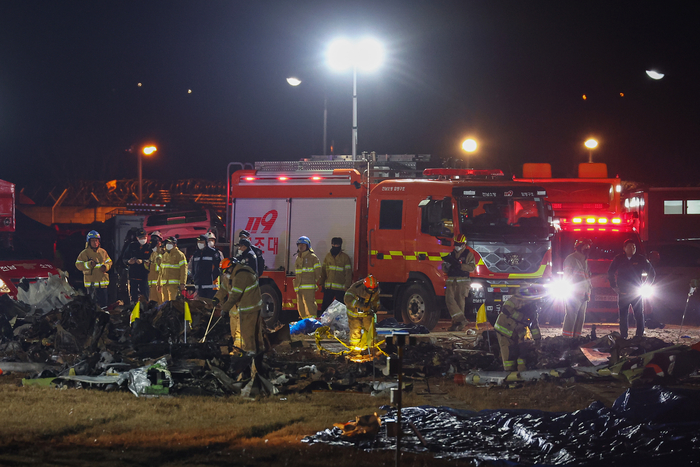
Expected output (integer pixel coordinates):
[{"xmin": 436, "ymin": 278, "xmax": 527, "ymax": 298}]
[
  {"xmin": 559, "ymin": 214, "xmax": 634, "ymax": 232},
  {"xmin": 238, "ymin": 172, "xmax": 353, "ymax": 186},
  {"xmin": 423, "ymin": 168, "xmax": 504, "ymax": 179}
]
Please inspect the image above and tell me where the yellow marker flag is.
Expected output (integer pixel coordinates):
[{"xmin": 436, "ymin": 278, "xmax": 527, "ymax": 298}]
[
  {"xmin": 130, "ymin": 301, "xmax": 140, "ymax": 324},
  {"xmin": 184, "ymin": 301, "xmax": 192, "ymax": 323},
  {"xmin": 475, "ymin": 303, "xmax": 487, "ymax": 330}
]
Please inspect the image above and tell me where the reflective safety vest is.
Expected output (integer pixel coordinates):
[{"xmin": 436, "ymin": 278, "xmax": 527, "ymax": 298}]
[
  {"xmin": 214, "ymin": 264, "xmax": 262, "ymax": 315},
  {"xmin": 319, "ymin": 251, "xmax": 352, "ymax": 291},
  {"xmin": 344, "ymin": 279, "xmax": 380, "ymax": 318},
  {"xmin": 494, "ymin": 296, "xmax": 541, "ymax": 341},
  {"xmin": 293, "ymin": 249, "xmax": 321, "ymax": 293},
  {"xmin": 190, "ymin": 246, "xmax": 219, "ymax": 288},
  {"xmin": 147, "ymin": 250, "xmax": 163, "ymax": 287},
  {"xmin": 75, "ymin": 247, "xmax": 112, "ymax": 288},
  {"xmin": 161, "ymin": 247, "xmax": 187, "ymax": 286}
]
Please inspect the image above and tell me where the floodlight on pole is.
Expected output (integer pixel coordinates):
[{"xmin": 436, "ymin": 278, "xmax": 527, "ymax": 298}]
[
  {"xmin": 584, "ymin": 138, "xmax": 598, "ymax": 163},
  {"xmin": 326, "ymin": 37, "xmax": 384, "ymax": 161},
  {"xmin": 286, "ymin": 77, "xmax": 301, "ymax": 86},
  {"xmin": 461, "ymin": 138, "xmax": 477, "ymax": 168},
  {"xmin": 138, "ymin": 145, "xmax": 157, "ymax": 203}
]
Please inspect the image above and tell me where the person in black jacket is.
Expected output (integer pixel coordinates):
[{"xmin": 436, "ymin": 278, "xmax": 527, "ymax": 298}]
[
  {"xmin": 607, "ymin": 239, "xmax": 656, "ymax": 338},
  {"xmin": 189, "ymin": 234, "xmax": 220, "ymax": 299},
  {"xmin": 122, "ymin": 228, "xmax": 152, "ymax": 304},
  {"xmin": 236, "ymin": 238, "xmax": 259, "ymax": 276}
]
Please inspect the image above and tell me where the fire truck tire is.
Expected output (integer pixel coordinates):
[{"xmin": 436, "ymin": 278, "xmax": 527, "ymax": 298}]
[
  {"xmin": 399, "ymin": 282, "xmax": 439, "ymax": 330},
  {"xmin": 259, "ymin": 283, "xmax": 281, "ymax": 330}
]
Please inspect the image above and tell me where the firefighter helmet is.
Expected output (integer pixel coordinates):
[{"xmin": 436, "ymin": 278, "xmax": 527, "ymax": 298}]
[
  {"xmin": 86, "ymin": 230, "xmax": 101, "ymax": 243},
  {"xmin": 454, "ymin": 234, "xmax": 467, "ymax": 244},
  {"xmin": 150, "ymin": 231, "xmax": 163, "ymax": 241},
  {"xmin": 574, "ymin": 238, "xmax": 592, "ymax": 249},
  {"xmin": 206, "ymin": 232, "xmax": 216, "ymax": 240},
  {"xmin": 296, "ymin": 236, "xmax": 311, "ymax": 247},
  {"xmin": 238, "ymin": 238, "xmax": 252, "ymax": 249},
  {"xmin": 239, "ymin": 229, "xmax": 251, "ymax": 239},
  {"xmin": 220, "ymin": 257, "xmax": 238, "ymax": 272},
  {"xmin": 516, "ymin": 284, "xmax": 547, "ymax": 300},
  {"xmin": 363, "ymin": 275, "xmax": 378, "ymax": 291},
  {"xmin": 164, "ymin": 236, "xmax": 177, "ymax": 245},
  {"xmin": 197, "ymin": 234, "xmax": 208, "ymax": 242}
]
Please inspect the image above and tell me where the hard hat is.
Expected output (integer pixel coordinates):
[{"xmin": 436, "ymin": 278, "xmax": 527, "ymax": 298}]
[
  {"xmin": 363, "ymin": 275, "xmax": 378, "ymax": 291},
  {"xmin": 206, "ymin": 232, "xmax": 216, "ymax": 240},
  {"xmin": 164, "ymin": 236, "xmax": 177, "ymax": 245},
  {"xmin": 454, "ymin": 234, "xmax": 467, "ymax": 244},
  {"xmin": 516, "ymin": 284, "xmax": 547, "ymax": 300},
  {"xmin": 220, "ymin": 257, "xmax": 238, "ymax": 272},
  {"xmin": 238, "ymin": 238, "xmax": 252, "ymax": 249},
  {"xmin": 239, "ymin": 229, "xmax": 251, "ymax": 239},
  {"xmin": 197, "ymin": 234, "xmax": 208, "ymax": 242},
  {"xmin": 86, "ymin": 230, "xmax": 101, "ymax": 242},
  {"xmin": 150, "ymin": 231, "xmax": 163, "ymax": 241},
  {"xmin": 574, "ymin": 238, "xmax": 592, "ymax": 249},
  {"xmin": 136, "ymin": 228, "xmax": 147, "ymax": 238},
  {"xmin": 297, "ymin": 236, "xmax": 311, "ymax": 247}
]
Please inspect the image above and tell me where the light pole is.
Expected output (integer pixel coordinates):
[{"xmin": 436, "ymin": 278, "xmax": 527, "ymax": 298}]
[
  {"xmin": 139, "ymin": 145, "xmax": 157, "ymax": 203},
  {"xmin": 461, "ymin": 138, "xmax": 478, "ymax": 168},
  {"xmin": 327, "ymin": 38, "xmax": 384, "ymax": 161},
  {"xmin": 584, "ymin": 138, "xmax": 598, "ymax": 163},
  {"xmin": 287, "ymin": 77, "xmax": 329, "ymax": 156}
]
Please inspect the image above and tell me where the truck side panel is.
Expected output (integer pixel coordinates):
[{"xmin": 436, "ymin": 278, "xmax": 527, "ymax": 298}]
[{"xmin": 232, "ymin": 198, "xmax": 289, "ymax": 270}]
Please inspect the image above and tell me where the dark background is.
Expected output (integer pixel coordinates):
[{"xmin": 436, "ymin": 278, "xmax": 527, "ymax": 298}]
[{"xmin": 1, "ymin": 1, "xmax": 698, "ymax": 189}]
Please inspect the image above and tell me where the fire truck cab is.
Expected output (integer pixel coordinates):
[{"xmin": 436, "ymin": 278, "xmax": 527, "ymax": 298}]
[{"xmin": 228, "ymin": 160, "xmax": 554, "ymax": 330}]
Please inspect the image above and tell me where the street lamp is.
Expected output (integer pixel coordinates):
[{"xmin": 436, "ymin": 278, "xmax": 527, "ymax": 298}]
[
  {"xmin": 286, "ymin": 77, "xmax": 329, "ymax": 156},
  {"xmin": 461, "ymin": 138, "xmax": 477, "ymax": 168},
  {"xmin": 139, "ymin": 145, "xmax": 157, "ymax": 203},
  {"xmin": 584, "ymin": 138, "xmax": 598, "ymax": 163},
  {"xmin": 327, "ymin": 37, "xmax": 384, "ymax": 160}
]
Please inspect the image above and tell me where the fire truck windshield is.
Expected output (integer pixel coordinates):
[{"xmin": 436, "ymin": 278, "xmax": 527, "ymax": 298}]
[{"xmin": 458, "ymin": 197, "xmax": 549, "ymax": 240}]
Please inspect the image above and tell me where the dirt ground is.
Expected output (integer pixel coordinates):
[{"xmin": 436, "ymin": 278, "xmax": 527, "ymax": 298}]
[{"xmin": 1, "ymin": 320, "xmax": 698, "ymax": 466}]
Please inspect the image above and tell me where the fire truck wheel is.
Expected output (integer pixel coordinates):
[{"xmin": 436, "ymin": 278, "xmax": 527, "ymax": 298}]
[
  {"xmin": 399, "ymin": 282, "xmax": 439, "ymax": 330},
  {"xmin": 259, "ymin": 283, "xmax": 281, "ymax": 330}
]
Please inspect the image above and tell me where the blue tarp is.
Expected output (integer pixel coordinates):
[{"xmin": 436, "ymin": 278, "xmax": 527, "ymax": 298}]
[{"xmin": 303, "ymin": 386, "xmax": 700, "ymax": 466}]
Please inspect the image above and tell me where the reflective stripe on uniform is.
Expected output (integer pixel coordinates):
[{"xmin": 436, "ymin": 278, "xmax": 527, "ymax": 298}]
[
  {"xmin": 239, "ymin": 300, "xmax": 262, "ymax": 312},
  {"xmin": 494, "ymin": 322, "xmax": 513, "ymax": 337},
  {"xmin": 198, "ymin": 284, "xmax": 215, "ymax": 289},
  {"xmin": 297, "ymin": 284, "xmax": 317, "ymax": 290}
]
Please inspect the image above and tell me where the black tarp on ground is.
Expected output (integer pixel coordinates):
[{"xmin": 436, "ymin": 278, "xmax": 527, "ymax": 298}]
[{"xmin": 304, "ymin": 385, "xmax": 700, "ymax": 466}]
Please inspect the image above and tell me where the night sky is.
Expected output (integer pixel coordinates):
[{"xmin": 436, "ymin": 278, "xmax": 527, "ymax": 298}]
[{"xmin": 1, "ymin": 1, "xmax": 699, "ymax": 189}]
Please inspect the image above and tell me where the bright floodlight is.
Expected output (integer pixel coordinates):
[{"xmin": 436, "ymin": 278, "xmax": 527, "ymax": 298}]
[
  {"xmin": 646, "ymin": 70, "xmax": 665, "ymax": 80},
  {"xmin": 462, "ymin": 138, "xmax": 477, "ymax": 152},
  {"xmin": 327, "ymin": 38, "xmax": 353, "ymax": 71},
  {"xmin": 286, "ymin": 77, "xmax": 301, "ymax": 86},
  {"xmin": 327, "ymin": 38, "xmax": 383, "ymax": 72},
  {"xmin": 584, "ymin": 139, "xmax": 598, "ymax": 149},
  {"xmin": 142, "ymin": 145, "xmax": 157, "ymax": 155}
]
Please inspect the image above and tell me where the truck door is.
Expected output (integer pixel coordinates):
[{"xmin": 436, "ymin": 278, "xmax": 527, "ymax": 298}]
[
  {"xmin": 288, "ymin": 198, "xmax": 358, "ymax": 273},
  {"xmin": 368, "ymin": 197, "xmax": 406, "ymax": 281}
]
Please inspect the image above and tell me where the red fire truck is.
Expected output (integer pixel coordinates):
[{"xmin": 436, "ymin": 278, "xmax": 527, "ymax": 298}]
[
  {"xmin": 227, "ymin": 159, "xmax": 555, "ymax": 329},
  {"xmin": 0, "ymin": 179, "xmax": 62, "ymax": 298},
  {"xmin": 514, "ymin": 163, "xmax": 649, "ymax": 321}
]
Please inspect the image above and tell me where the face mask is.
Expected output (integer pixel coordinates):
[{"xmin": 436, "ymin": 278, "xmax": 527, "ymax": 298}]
[
  {"xmin": 152, "ymin": 247, "xmax": 158, "ymax": 253},
  {"xmin": 197, "ymin": 242, "xmax": 205, "ymax": 250},
  {"xmin": 166, "ymin": 244, "xmax": 174, "ymax": 251},
  {"xmin": 208, "ymin": 240, "xmax": 215, "ymax": 248},
  {"xmin": 224, "ymin": 273, "xmax": 231, "ymax": 279},
  {"xmin": 138, "ymin": 238, "xmax": 147, "ymax": 246},
  {"xmin": 455, "ymin": 244, "xmax": 465, "ymax": 252},
  {"xmin": 330, "ymin": 246, "xmax": 341, "ymax": 256}
]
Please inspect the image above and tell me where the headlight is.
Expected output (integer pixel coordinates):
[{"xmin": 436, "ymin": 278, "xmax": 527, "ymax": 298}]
[
  {"xmin": 0, "ymin": 278, "xmax": 11, "ymax": 294},
  {"xmin": 470, "ymin": 282, "xmax": 484, "ymax": 299},
  {"xmin": 544, "ymin": 277, "xmax": 573, "ymax": 301},
  {"xmin": 639, "ymin": 283, "xmax": 654, "ymax": 299}
]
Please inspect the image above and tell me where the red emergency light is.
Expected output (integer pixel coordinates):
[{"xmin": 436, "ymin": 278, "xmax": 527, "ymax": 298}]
[{"xmin": 564, "ymin": 216, "xmax": 623, "ymax": 225}]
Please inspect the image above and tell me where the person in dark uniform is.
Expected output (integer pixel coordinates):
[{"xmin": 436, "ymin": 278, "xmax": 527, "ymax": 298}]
[{"xmin": 122, "ymin": 228, "xmax": 151, "ymax": 304}]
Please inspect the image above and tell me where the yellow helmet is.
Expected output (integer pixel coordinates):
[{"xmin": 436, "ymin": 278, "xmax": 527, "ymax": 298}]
[{"xmin": 454, "ymin": 234, "xmax": 467, "ymax": 244}]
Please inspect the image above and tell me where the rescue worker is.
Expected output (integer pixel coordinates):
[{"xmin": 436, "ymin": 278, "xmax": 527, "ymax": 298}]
[
  {"xmin": 189, "ymin": 234, "xmax": 219, "ymax": 299},
  {"xmin": 145, "ymin": 231, "xmax": 164, "ymax": 304},
  {"xmin": 238, "ymin": 229, "xmax": 264, "ymax": 272},
  {"xmin": 442, "ymin": 234, "xmax": 476, "ymax": 331},
  {"xmin": 213, "ymin": 258, "xmax": 264, "ymax": 353},
  {"xmin": 344, "ymin": 275, "xmax": 380, "ymax": 353},
  {"xmin": 607, "ymin": 239, "xmax": 656, "ymax": 339},
  {"xmin": 293, "ymin": 236, "xmax": 321, "ymax": 318},
  {"xmin": 236, "ymin": 238, "xmax": 259, "ymax": 276},
  {"xmin": 494, "ymin": 284, "xmax": 544, "ymax": 372},
  {"xmin": 206, "ymin": 231, "xmax": 224, "ymax": 293},
  {"xmin": 123, "ymin": 228, "xmax": 151, "ymax": 303},
  {"xmin": 562, "ymin": 238, "xmax": 592, "ymax": 337},
  {"xmin": 161, "ymin": 236, "xmax": 187, "ymax": 302},
  {"xmin": 75, "ymin": 230, "xmax": 112, "ymax": 307},
  {"xmin": 319, "ymin": 237, "xmax": 353, "ymax": 314}
]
